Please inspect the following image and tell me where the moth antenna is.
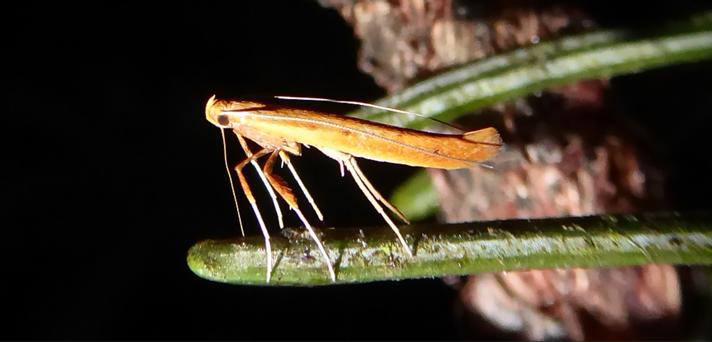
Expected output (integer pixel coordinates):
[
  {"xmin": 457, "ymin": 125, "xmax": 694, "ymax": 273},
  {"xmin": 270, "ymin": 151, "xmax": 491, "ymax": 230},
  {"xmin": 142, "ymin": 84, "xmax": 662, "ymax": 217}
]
[
  {"xmin": 274, "ymin": 95, "xmax": 464, "ymax": 132},
  {"xmin": 221, "ymin": 128, "xmax": 245, "ymax": 236}
]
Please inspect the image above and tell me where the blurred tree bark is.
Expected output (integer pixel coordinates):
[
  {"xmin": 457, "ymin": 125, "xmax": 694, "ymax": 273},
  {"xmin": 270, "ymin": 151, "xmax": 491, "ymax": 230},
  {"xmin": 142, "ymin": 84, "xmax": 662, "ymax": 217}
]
[{"xmin": 321, "ymin": 0, "xmax": 692, "ymax": 339}]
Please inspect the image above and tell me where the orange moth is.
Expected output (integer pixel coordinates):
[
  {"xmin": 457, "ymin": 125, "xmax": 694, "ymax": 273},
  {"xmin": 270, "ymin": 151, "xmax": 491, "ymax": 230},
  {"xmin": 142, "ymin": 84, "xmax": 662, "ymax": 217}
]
[{"xmin": 205, "ymin": 95, "xmax": 502, "ymax": 282}]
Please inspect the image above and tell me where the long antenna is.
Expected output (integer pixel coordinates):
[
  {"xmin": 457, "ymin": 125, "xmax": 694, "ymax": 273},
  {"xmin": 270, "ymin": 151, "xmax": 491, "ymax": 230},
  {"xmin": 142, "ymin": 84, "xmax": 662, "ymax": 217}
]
[
  {"xmin": 221, "ymin": 129, "xmax": 245, "ymax": 236},
  {"xmin": 274, "ymin": 95, "xmax": 464, "ymax": 132}
]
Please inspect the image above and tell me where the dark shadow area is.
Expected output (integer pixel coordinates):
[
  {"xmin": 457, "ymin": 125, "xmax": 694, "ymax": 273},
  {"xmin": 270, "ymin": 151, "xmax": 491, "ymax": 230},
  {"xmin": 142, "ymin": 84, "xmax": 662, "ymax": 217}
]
[{"xmin": 6, "ymin": 0, "xmax": 711, "ymax": 339}]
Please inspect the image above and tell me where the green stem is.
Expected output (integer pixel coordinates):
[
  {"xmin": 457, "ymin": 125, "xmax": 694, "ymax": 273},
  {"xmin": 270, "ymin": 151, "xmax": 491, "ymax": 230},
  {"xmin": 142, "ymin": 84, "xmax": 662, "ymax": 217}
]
[
  {"xmin": 188, "ymin": 212, "xmax": 712, "ymax": 286},
  {"xmin": 350, "ymin": 13, "xmax": 712, "ymax": 129}
]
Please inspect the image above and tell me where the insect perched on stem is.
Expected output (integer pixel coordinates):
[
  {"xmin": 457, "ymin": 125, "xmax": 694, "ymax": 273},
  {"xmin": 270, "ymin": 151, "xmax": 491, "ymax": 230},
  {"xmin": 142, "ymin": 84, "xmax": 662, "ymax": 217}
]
[{"xmin": 205, "ymin": 95, "xmax": 502, "ymax": 282}]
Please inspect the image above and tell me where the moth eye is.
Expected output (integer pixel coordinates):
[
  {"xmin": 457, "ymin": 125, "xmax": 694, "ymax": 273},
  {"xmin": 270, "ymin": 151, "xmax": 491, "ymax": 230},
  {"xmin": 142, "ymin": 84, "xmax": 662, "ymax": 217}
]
[{"xmin": 217, "ymin": 114, "xmax": 230, "ymax": 126}]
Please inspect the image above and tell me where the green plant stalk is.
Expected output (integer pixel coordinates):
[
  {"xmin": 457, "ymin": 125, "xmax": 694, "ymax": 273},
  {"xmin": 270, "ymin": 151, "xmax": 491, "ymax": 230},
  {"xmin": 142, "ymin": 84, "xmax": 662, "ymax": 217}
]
[
  {"xmin": 355, "ymin": 30, "xmax": 627, "ymax": 119},
  {"xmin": 350, "ymin": 16, "xmax": 712, "ymax": 129},
  {"xmin": 188, "ymin": 212, "xmax": 712, "ymax": 286}
]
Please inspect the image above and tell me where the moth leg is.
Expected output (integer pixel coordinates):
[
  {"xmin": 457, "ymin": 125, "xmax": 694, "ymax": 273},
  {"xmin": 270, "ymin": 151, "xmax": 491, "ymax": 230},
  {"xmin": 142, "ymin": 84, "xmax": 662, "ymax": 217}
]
[
  {"xmin": 278, "ymin": 150, "xmax": 324, "ymax": 221},
  {"xmin": 234, "ymin": 148, "xmax": 275, "ymax": 283},
  {"xmin": 264, "ymin": 150, "xmax": 336, "ymax": 282},
  {"xmin": 234, "ymin": 133, "xmax": 285, "ymax": 229},
  {"xmin": 348, "ymin": 158, "xmax": 410, "ymax": 224},
  {"xmin": 343, "ymin": 156, "xmax": 413, "ymax": 256},
  {"xmin": 320, "ymin": 148, "xmax": 413, "ymax": 256}
]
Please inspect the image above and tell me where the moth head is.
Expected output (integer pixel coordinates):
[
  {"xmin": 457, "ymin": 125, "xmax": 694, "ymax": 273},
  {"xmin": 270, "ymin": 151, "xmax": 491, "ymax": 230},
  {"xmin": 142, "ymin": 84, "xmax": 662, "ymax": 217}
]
[
  {"xmin": 205, "ymin": 95, "xmax": 266, "ymax": 129},
  {"xmin": 205, "ymin": 95, "xmax": 229, "ymax": 128}
]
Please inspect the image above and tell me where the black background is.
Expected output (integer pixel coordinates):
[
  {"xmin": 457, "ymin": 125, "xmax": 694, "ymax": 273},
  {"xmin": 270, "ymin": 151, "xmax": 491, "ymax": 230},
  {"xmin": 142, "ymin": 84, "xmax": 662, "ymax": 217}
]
[{"xmin": 7, "ymin": 1, "xmax": 712, "ymax": 339}]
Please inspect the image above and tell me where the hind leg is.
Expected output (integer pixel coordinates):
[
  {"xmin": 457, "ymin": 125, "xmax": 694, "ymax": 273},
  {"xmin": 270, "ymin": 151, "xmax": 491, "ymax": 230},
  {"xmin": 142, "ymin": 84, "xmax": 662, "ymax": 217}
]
[{"xmin": 319, "ymin": 148, "xmax": 413, "ymax": 256}]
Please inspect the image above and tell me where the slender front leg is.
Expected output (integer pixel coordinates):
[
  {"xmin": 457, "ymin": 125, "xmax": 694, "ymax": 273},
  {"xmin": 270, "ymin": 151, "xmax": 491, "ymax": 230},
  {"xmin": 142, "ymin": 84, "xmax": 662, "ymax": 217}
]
[
  {"xmin": 263, "ymin": 151, "xmax": 336, "ymax": 281},
  {"xmin": 234, "ymin": 148, "xmax": 275, "ymax": 282},
  {"xmin": 234, "ymin": 133, "xmax": 285, "ymax": 229}
]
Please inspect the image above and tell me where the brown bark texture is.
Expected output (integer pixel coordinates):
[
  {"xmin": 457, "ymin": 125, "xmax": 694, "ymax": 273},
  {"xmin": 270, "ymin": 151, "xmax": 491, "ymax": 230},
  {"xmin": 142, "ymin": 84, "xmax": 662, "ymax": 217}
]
[{"xmin": 321, "ymin": 0, "xmax": 689, "ymax": 339}]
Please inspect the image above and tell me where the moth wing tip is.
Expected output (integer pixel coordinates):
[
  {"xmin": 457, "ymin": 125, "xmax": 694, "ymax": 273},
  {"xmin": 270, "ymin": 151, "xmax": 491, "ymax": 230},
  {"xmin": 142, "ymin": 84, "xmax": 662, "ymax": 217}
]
[{"xmin": 463, "ymin": 127, "xmax": 502, "ymax": 146}]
